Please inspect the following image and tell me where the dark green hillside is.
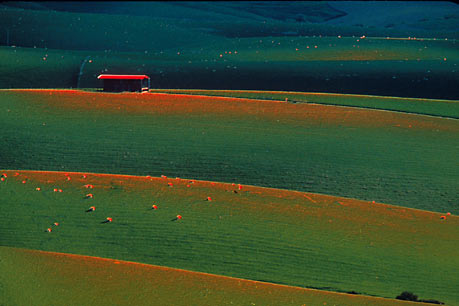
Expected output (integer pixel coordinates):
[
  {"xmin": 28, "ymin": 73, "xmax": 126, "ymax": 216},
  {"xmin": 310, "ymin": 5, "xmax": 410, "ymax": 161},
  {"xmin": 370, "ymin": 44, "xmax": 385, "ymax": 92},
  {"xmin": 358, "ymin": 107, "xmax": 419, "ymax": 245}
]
[
  {"xmin": 0, "ymin": 7, "xmax": 219, "ymax": 51},
  {"xmin": 1, "ymin": 33, "xmax": 457, "ymax": 99},
  {"xmin": 3, "ymin": 1, "xmax": 457, "ymax": 39},
  {"xmin": 1, "ymin": 2, "xmax": 457, "ymax": 54},
  {"xmin": 0, "ymin": 47, "xmax": 89, "ymax": 89},
  {"xmin": 0, "ymin": 3, "xmax": 457, "ymax": 98},
  {"xmin": 174, "ymin": 1, "xmax": 346, "ymax": 23},
  {"xmin": 0, "ymin": 1, "xmax": 351, "ymax": 25},
  {"xmin": 326, "ymin": 1, "xmax": 459, "ymax": 35}
]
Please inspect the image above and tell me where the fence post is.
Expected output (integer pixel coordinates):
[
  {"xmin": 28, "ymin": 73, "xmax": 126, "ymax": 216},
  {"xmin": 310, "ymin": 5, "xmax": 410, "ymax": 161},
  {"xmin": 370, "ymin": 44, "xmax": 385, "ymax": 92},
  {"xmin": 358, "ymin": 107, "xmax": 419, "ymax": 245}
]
[{"xmin": 77, "ymin": 55, "xmax": 91, "ymax": 89}]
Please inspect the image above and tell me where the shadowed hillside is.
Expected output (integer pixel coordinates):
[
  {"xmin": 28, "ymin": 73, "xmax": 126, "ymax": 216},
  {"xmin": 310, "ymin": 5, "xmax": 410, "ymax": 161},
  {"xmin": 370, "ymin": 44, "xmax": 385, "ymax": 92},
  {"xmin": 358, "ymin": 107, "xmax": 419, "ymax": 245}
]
[
  {"xmin": 0, "ymin": 2, "xmax": 457, "ymax": 99},
  {"xmin": 1, "ymin": 1, "xmax": 458, "ymax": 43}
]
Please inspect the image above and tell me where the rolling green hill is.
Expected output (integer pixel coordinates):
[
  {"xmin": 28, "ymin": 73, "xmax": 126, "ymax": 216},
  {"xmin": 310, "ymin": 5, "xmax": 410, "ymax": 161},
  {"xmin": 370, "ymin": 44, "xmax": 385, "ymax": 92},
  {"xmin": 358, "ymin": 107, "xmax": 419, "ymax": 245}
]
[
  {"xmin": 2, "ymin": 1, "xmax": 457, "ymax": 39},
  {"xmin": 1, "ymin": 3, "xmax": 457, "ymax": 304},
  {"xmin": 0, "ymin": 171, "xmax": 457, "ymax": 304},
  {"xmin": 0, "ymin": 90, "xmax": 457, "ymax": 214}
]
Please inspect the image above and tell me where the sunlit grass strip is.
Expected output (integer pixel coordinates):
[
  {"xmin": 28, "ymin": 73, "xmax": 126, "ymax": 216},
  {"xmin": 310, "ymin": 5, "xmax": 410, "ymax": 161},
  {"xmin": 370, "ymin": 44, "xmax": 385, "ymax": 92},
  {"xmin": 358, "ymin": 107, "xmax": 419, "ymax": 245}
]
[
  {"xmin": 150, "ymin": 89, "xmax": 459, "ymax": 119},
  {"xmin": 0, "ymin": 246, "xmax": 427, "ymax": 306},
  {"xmin": 1, "ymin": 170, "xmax": 457, "ymax": 304},
  {"xmin": 0, "ymin": 89, "xmax": 457, "ymax": 214}
]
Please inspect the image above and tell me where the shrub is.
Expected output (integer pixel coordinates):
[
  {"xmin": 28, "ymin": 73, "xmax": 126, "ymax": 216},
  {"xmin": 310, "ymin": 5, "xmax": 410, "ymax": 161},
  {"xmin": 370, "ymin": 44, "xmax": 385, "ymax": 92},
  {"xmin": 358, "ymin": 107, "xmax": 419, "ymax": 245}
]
[
  {"xmin": 346, "ymin": 291, "xmax": 360, "ymax": 295},
  {"xmin": 418, "ymin": 299, "xmax": 444, "ymax": 305},
  {"xmin": 396, "ymin": 291, "xmax": 418, "ymax": 301},
  {"xmin": 396, "ymin": 292, "xmax": 444, "ymax": 304}
]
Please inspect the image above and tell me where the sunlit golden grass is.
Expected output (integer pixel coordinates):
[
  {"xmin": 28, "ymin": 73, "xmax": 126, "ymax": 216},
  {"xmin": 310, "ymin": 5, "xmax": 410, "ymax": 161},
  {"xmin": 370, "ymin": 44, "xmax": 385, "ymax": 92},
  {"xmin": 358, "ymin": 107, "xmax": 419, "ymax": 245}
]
[
  {"xmin": 0, "ymin": 246, "xmax": 429, "ymax": 306},
  {"xmin": 1, "ymin": 170, "xmax": 457, "ymax": 304}
]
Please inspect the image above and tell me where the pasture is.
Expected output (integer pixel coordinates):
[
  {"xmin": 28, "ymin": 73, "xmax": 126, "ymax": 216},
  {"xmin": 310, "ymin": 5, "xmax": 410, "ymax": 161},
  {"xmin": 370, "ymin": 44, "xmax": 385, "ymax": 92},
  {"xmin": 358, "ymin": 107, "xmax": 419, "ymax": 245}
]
[
  {"xmin": 1, "ymin": 35, "xmax": 457, "ymax": 99},
  {"xmin": 0, "ymin": 246, "xmax": 431, "ymax": 306},
  {"xmin": 151, "ymin": 89, "xmax": 459, "ymax": 119},
  {"xmin": 0, "ymin": 170, "xmax": 457, "ymax": 304},
  {"xmin": 0, "ymin": 90, "xmax": 457, "ymax": 214},
  {"xmin": 0, "ymin": 3, "xmax": 457, "ymax": 304}
]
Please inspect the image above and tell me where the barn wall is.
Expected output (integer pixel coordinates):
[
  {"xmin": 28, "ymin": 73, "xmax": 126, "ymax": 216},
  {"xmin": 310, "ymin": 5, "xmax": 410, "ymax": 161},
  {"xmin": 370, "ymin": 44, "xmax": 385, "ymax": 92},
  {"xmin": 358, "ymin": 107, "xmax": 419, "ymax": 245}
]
[{"xmin": 103, "ymin": 79, "xmax": 143, "ymax": 92}]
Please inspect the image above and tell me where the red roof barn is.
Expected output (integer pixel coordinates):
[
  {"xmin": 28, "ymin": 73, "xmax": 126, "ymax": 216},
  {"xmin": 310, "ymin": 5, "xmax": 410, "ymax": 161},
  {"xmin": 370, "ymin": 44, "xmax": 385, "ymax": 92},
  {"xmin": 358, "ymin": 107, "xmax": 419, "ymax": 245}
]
[{"xmin": 97, "ymin": 74, "xmax": 150, "ymax": 92}]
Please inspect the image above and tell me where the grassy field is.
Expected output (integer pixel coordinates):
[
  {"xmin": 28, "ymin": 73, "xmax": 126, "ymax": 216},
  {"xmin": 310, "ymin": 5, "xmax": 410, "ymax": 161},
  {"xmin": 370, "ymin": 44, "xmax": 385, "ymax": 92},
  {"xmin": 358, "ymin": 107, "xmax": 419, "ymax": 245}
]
[
  {"xmin": 1, "ymin": 34, "xmax": 457, "ymax": 99},
  {"xmin": 1, "ymin": 3, "xmax": 457, "ymax": 305},
  {"xmin": 151, "ymin": 89, "xmax": 459, "ymax": 119},
  {"xmin": 0, "ymin": 171, "xmax": 457, "ymax": 305},
  {"xmin": 0, "ymin": 90, "xmax": 457, "ymax": 214},
  {"xmin": 0, "ymin": 46, "xmax": 91, "ymax": 89},
  {"xmin": 0, "ymin": 246, "xmax": 430, "ymax": 306},
  {"xmin": 0, "ymin": 7, "xmax": 217, "ymax": 52},
  {"xmin": 2, "ymin": 2, "xmax": 457, "ymax": 47},
  {"xmin": 1, "ymin": 4, "xmax": 457, "ymax": 99}
]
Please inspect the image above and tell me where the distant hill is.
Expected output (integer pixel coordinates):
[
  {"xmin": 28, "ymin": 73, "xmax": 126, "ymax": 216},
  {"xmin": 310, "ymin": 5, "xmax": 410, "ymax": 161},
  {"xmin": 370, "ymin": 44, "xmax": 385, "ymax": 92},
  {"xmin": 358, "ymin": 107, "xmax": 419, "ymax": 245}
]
[
  {"xmin": 1, "ymin": 1, "xmax": 457, "ymax": 40},
  {"xmin": 0, "ymin": 1, "xmax": 457, "ymax": 98},
  {"xmin": 326, "ymin": 1, "xmax": 459, "ymax": 36},
  {"xmin": 2, "ymin": 1, "xmax": 347, "ymax": 23},
  {"xmin": 0, "ymin": 6, "xmax": 221, "ymax": 51}
]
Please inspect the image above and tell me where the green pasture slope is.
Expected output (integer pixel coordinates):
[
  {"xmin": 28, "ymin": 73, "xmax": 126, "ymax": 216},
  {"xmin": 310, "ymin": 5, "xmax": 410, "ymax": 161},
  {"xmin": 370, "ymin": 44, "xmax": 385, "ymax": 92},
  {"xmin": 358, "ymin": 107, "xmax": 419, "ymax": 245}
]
[
  {"xmin": 0, "ymin": 46, "xmax": 91, "ymax": 89},
  {"xmin": 0, "ymin": 171, "xmax": 457, "ymax": 305},
  {"xmin": 152, "ymin": 89, "xmax": 459, "ymax": 119},
  {"xmin": 0, "ymin": 4, "xmax": 457, "ymax": 305},
  {"xmin": 0, "ymin": 247, "xmax": 432, "ymax": 306},
  {"xmin": 0, "ymin": 90, "xmax": 457, "ymax": 214}
]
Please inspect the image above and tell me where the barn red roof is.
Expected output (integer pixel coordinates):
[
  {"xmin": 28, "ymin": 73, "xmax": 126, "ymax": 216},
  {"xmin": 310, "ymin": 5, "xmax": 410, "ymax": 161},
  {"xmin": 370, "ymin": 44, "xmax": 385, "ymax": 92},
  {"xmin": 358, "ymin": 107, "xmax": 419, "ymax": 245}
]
[{"xmin": 97, "ymin": 74, "xmax": 150, "ymax": 80}]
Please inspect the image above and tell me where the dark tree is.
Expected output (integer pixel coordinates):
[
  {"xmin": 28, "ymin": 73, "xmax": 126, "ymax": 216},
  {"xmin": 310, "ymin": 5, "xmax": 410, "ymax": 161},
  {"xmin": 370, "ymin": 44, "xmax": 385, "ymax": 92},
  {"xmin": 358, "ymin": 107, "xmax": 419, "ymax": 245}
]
[
  {"xmin": 418, "ymin": 299, "xmax": 444, "ymax": 305},
  {"xmin": 396, "ymin": 291, "xmax": 418, "ymax": 301}
]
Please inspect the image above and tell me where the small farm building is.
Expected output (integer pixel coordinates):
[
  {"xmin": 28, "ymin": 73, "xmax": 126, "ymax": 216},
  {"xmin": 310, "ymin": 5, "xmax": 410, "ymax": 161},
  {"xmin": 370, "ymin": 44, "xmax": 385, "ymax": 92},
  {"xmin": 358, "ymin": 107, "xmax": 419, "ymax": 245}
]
[{"xmin": 97, "ymin": 74, "xmax": 150, "ymax": 92}]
